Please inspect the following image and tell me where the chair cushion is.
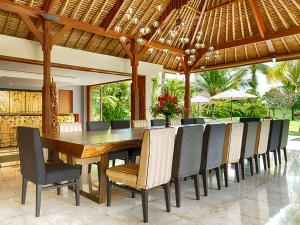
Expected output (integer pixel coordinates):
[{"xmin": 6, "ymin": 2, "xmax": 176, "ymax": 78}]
[
  {"xmin": 45, "ymin": 163, "xmax": 81, "ymax": 184},
  {"xmin": 106, "ymin": 164, "xmax": 139, "ymax": 188}
]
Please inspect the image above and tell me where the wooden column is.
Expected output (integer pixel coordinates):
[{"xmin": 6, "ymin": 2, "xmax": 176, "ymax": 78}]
[
  {"xmin": 42, "ymin": 20, "xmax": 53, "ymax": 133},
  {"xmin": 183, "ymin": 60, "xmax": 191, "ymax": 119},
  {"xmin": 131, "ymin": 41, "xmax": 139, "ymax": 121}
]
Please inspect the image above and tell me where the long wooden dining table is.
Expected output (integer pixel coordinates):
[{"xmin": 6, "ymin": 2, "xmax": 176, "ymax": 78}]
[{"xmin": 41, "ymin": 128, "xmax": 146, "ymax": 204}]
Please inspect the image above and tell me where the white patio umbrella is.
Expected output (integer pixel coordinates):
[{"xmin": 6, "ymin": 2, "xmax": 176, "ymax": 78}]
[
  {"xmin": 191, "ymin": 96, "xmax": 214, "ymax": 116},
  {"xmin": 211, "ymin": 89, "xmax": 257, "ymax": 119}
]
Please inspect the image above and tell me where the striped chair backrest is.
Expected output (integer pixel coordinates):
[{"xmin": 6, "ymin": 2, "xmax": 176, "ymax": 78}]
[
  {"xmin": 222, "ymin": 123, "xmax": 244, "ymax": 164},
  {"xmin": 137, "ymin": 128, "xmax": 176, "ymax": 189},
  {"xmin": 132, "ymin": 120, "xmax": 148, "ymax": 128},
  {"xmin": 59, "ymin": 122, "xmax": 82, "ymax": 133},
  {"xmin": 255, "ymin": 120, "xmax": 271, "ymax": 155}
]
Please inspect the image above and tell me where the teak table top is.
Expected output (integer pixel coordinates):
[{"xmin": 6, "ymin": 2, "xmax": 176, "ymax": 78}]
[{"xmin": 41, "ymin": 128, "xmax": 146, "ymax": 159}]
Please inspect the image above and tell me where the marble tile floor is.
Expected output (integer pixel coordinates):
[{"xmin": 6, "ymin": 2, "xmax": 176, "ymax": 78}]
[{"xmin": 0, "ymin": 138, "xmax": 300, "ymax": 225}]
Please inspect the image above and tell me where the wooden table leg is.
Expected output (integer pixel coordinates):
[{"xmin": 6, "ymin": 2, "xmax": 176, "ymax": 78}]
[{"xmin": 99, "ymin": 153, "xmax": 108, "ymax": 204}]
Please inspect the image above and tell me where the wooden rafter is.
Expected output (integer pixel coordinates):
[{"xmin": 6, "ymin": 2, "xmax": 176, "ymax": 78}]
[
  {"xmin": 249, "ymin": 0, "xmax": 276, "ymax": 54},
  {"xmin": 0, "ymin": 0, "xmax": 184, "ymax": 55},
  {"xmin": 28, "ymin": 0, "xmax": 57, "ymax": 39},
  {"xmin": 100, "ymin": 0, "xmax": 125, "ymax": 31},
  {"xmin": 144, "ymin": 0, "xmax": 189, "ymax": 41},
  {"xmin": 192, "ymin": 26, "xmax": 300, "ymax": 67},
  {"xmin": 84, "ymin": 0, "xmax": 126, "ymax": 50}
]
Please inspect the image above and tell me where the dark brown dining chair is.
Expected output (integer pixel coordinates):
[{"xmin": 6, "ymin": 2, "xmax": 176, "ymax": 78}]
[
  {"xmin": 172, "ymin": 125, "xmax": 204, "ymax": 207},
  {"xmin": 86, "ymin": 121, "xmax": 109, "ymax": 131},
  {"xmin": 200, "ymin": 124, "xmax": 227, "ymax": 196},
  {"xmin": 267, "ymin": 120, "xmax": 283, "ymax": 167},
  {"xmin": 279, "ymin": 119, "xmax": 290, "ymax": 162},
  {"xmin": 110, "ymin": 120, "xmax": 130, "ymax": 165},
  {"xmin": 151, "ymin": 119, "xmax": 166, "ymax": 127},
  {"xmin": 111, "ymin": 120, "xmax": 131, "ymax": 129},
  {"xmin": 17, "ymin": 127, "xmax": 81, "ymax": 217},
  {"xmin": 181, "ymin": 118, "xmax": 195, "ymax": 125},
  {"xmin": 106, "ymin": 128, "xmax": 176, "ymax": 223},
  {"xmin": 240, "ymin": 121, "xmax": 259, "ymax": 178}
]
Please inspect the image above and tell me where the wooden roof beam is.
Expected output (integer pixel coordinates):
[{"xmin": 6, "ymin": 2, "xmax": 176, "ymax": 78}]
[
  {"xmin": 100, "ymin": 0, "xmax": 125, "ymax": 31},
  {"xmin": 143, "ymin": 0, "xmax": 189, "ymax": 42},
  {"xmin": 28, "ymin": 0, "xmax": 56, "ymax": 39},
  {"xmin": 249, "ymin": 0, "xmax": 276, "ymax": 54},
  {"xmin": 84, "ymin": 0, "xmax": 125, "ymax": 50},
  {"xmin": 0, "ymin": 0, "xmax": 184, "ymax": 55},
  {"xmin": 192, "ymin": 26, "xmax": 300, "ymax": 67}
]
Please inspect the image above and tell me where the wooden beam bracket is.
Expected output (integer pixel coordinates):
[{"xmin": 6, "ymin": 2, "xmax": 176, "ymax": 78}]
[{"xmin": 18, "ymin": 13, "xmax": 44, "ymax": 45}]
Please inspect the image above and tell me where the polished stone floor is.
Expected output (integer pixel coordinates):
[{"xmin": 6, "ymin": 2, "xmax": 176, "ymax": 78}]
[{"xmin": 0, "ymin": 137, "xmax": 300, "ymax": 225}]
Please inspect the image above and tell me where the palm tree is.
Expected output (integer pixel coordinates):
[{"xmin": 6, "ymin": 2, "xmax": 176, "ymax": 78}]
[
  {"xmin": 194, "ymin": 69, "xmax": 245, "ymax": 118},
  {"xmin": 194, "ymin": 69, "xmax": 245, "ymax": 96},
  {"xmin": 232, "ymin": 64, "xmax": 269, "ymax": 95},
  {"xmin": 267, "ymin": 60, "xmax": 300, "ymax": 120}
]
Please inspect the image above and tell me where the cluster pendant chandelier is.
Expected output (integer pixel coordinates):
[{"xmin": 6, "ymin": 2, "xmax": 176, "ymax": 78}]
[
  {"xmin": 115, "ymin": 4, "xmax": 163, "ymax": 45},
  {"xmin": 114, "ymin": 0, "xmax": 221, "ymax": 69}
]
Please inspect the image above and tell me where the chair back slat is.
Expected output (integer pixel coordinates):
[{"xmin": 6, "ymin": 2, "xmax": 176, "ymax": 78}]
[
  {"xmin": 222, "ymin": 123, "xmax": 244, "ymax": 164},
  {"xmin": 59, "ymin": 122, "xmax": 82, "ymax": 133},
  {"xmin": 111, "ymin": 120, "xmax": 130, "ymax": 129},
  {"xmin": 150, "ymin": 119, "xmax": 166, "ymax": 127},
  {"xmin": 268, "ymin": 120, "xmax": 282, "ymax": 151},
  {"xmin": 137, "ymin": 128, "xmax": 176, "ymax": 189},
  {"xmin": 172, "ymin": 126, "xmax": 204, "ymax": 177},
  {"xmin": 170, "ymin": 119, "xmax": 181, "ymax": 126},
  {"xmin": 201, "ymin": 124, "xmax": 227, "ymax": 170},
  {"xmin": 255, "ymin": 120, "xmax": 271, "ymax": 155},
  {"xmin": 17, "ymin": 127, "xmax": 46, "ymax": 184},
  {"xmin": 241, "ymin": 122, "xmax": 258, "ymax": 159},
  {"xmin": 280, "ymin": 119, "xmax": 290, "ymax": 148},
  {"xmin": 132, "ymin": 120, "xmax": 148, "ymax": 128}
]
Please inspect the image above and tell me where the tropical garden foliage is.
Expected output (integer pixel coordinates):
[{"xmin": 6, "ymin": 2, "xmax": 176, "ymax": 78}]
[{"xmin": 91, "ymin": 60, "xmax": 300, "ymax": 123}]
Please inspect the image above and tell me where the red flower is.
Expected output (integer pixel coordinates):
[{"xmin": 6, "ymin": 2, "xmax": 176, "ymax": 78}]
[{"xmin": 159, "ymin": 101, "xmax": 164, "ymax": 107}]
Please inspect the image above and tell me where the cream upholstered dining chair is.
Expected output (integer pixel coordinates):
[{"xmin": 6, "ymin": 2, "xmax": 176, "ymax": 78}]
[
  {"xmin": 170, "ymin": 119, "xmax": 181, "ymax": 126},
  {"xmin": 106, "ymin": 128, "xmax": 176, "ymax": 223},
  {"xmin": 58, "ymin": 122, "xmax": 82, "ymax": 133},
  {"xmin": 222, "ymin": 123, "xmax": 244, "ymax": 187},
  {"xmin": 254, "ymin": 120, "xmax": 271, "ymax": 173},
  {"xmin": 132, "ymin": 120, "xmax": 149, "ymax": 128}
]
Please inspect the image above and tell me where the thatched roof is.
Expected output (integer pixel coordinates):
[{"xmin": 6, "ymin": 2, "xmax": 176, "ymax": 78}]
[{"xmin": 0, "ymin": 0, "xmax": 299, "ymax": 72}]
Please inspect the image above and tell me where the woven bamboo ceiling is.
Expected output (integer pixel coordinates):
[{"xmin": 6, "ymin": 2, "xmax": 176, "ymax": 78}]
[{"xmin": 0, "ymin": 0, "xmax": 300, "ymax": 72}]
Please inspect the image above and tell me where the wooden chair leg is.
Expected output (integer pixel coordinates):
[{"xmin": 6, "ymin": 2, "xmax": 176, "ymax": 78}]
[
  {"xmin": 75, "ymin": 179, "xmax": 80, "ymax": 206},
  {"xmin": 273, "ymin": 151, "xmax": 278, "ymax": 166},
  {"xmin": 223, "ymin": 164, "xmax": 228, "ymax": 187},
  {"xmin": 174, "ymin": 177, "xmax": 181, "ymax": 207},
  {"xmin": 35, "ymin": 185, "xmax": 42, "ymax": 217},
  {"xmin": 240, "ymin": 161, "xmax": 245, "ymax": 180},
  {"xmin": 235, "ymin": 163, "xmax": 240, "ymax": 182},
  {"xmin": 283, "ymin": 147, "xmax": 287, "ymax": 162},
  {"xmin": 215, "ymin": 167, "xmax": 221, "ymax": 190},
  {"xmin": 112, "ymin": 159, "xmax": 116, "ymax": 167},
  {"xmin": 163, "ymin": 183, "xmax": 171, "ymax": 212},
  {"xmin": 21, "ymin": 177, "xmax": 27, "ymax": 204},
  {"xmin": 193, "ymin": 174, "xmax": 200, "ymax": 200},
  {"xmin": 266, "ymin": 152, "xmax": 270, "ymax": 169},
  {"xmin": 141, "ymin": 189, "xmax": 148, "ymax": 223},
  {"xmin": 248, "ymin": 158, "xmax": 254, "ymax": 176},
  {"xmin": 106, "ymin": 178, "xmax": 112, "ymax": 207},
  {"xmin": 202, "ymin": 170, "xmax": 208, "ymax": 196},
  {"xmin": 262, "ymin": 154, "xmax": 267, "ymax": 171},
  {"xmin": 254, "ymin": 155, "xmax": 259, "ymax": 174},
  {"xmin": 277, "ymin": 148, "xmax": 282, "ymax": 164}
]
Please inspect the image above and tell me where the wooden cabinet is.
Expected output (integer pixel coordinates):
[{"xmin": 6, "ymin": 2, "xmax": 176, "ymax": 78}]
[{"xmin": 58, "ymin": 90, "xmax": 73, "ymax": 113}]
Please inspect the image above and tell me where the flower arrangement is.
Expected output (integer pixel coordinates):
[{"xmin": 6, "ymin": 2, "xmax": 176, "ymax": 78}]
[{"xmin": 152, "ymin": 92, "xmax": 183, "ymax": 127}]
